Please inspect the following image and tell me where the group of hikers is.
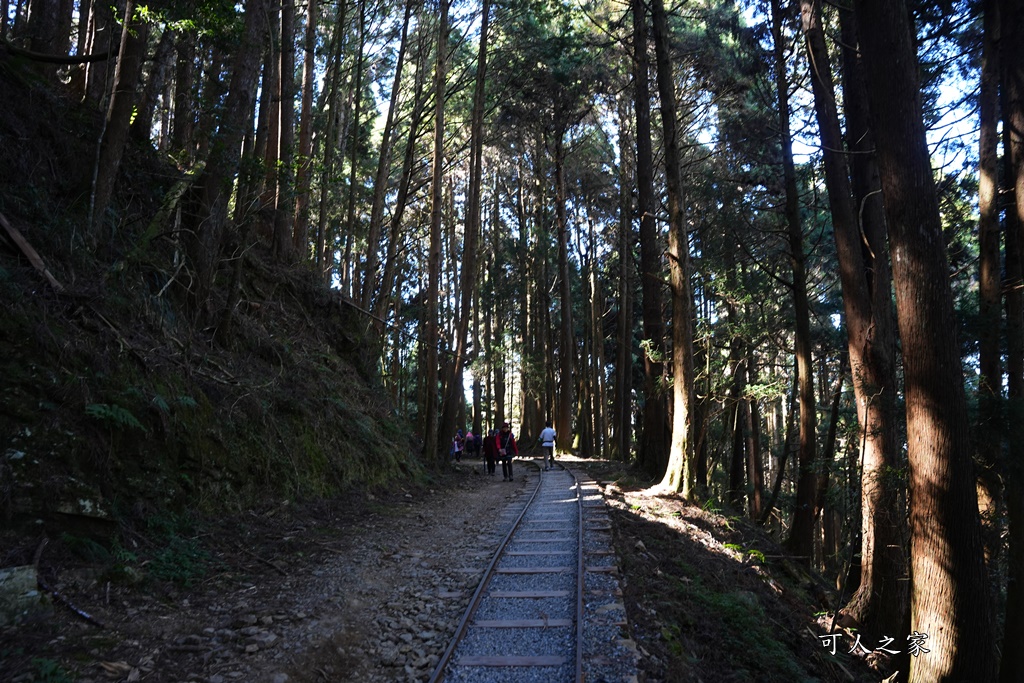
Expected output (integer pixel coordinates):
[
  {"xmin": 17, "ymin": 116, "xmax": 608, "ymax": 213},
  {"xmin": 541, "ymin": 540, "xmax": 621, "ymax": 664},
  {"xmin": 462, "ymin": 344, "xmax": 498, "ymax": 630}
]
[{"xmin": 451, "ymin": 420, "xmax": 559, "ymax": 481}]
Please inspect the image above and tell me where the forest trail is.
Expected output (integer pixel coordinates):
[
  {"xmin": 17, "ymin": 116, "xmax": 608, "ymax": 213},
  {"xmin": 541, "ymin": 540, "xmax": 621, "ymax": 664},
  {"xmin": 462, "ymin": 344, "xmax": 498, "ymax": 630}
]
[{"xmin": 2, "ymin": 456, "xmax": 881, "ymax": 683}]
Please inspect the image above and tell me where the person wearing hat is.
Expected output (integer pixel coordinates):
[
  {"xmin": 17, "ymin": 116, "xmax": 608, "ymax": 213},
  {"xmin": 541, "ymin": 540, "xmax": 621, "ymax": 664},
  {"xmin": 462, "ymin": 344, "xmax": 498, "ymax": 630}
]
[
  {"xmin": 451, "ymin": 429, "xmax": 465, "ymax": 462},
  {"xmin": 497, "ymin": 422, "xmax": 518, "ymax": 481}
]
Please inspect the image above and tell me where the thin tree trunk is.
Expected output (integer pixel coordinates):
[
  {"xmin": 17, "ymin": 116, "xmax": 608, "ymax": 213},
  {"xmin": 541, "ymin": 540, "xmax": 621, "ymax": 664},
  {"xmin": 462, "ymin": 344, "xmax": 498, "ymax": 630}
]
[
  {"xmin": 273, "ymin": 0, "xmax": 296, "ymax": 261},
  {"xmin": 375, "ymin": 23, "xmax": 432, "ymax": 321},
  {"xmin": 292, "ymin": 0, "xmax": 317, "ymax": 255},
  {"xmin": 131, "ymin": 29, "xmax": 175, "ymax": 144},
  {"xmin": 977, "ymin": 0, "xmax": 1003, "ymax": 566},
  {"xmin": 361, "ymin": 0, "xmax": 416, "ymax": 309},
  {"xmin": 855, "ymin": 0, "xmax": 998, "ymax": 678},
  {"xmin": 422, "ymin": 0, "xmax": 449, "ymax": 462},
  {"xmin": 770, "ymin": 0, "xmax": 818, "ymax": 560},
  {"xmin": 615, "ymin": 94, "xmax": 635, "ymax": 462},
  {"xmin": 1001, "ymin": 1, "xmax": 1024, "ymax": 678},
  {"xmin": 90, "ymin": 0, "xmax": 149, "ymax": 234}
]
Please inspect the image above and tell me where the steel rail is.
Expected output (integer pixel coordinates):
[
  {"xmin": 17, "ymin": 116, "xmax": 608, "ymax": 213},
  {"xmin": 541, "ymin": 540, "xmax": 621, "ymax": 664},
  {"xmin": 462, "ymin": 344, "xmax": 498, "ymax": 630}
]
[
  {"xmin": 426, "ymin": 461, "xmax": 545, "ymax": 683},
  {"xmin": 570, "ymin": 466, "xmax": 585, "ymax": 683}
]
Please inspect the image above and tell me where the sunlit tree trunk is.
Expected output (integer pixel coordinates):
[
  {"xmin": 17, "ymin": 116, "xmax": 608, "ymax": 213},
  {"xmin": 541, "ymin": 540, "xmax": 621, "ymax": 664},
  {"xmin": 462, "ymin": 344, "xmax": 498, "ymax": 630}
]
[
  {"xmin": 856, "ymin": 0, "xmax": 998, "ymax": 679},
  {"xmin": 650, "ymin": 0, "xmax": 696, "ymax": 496}
]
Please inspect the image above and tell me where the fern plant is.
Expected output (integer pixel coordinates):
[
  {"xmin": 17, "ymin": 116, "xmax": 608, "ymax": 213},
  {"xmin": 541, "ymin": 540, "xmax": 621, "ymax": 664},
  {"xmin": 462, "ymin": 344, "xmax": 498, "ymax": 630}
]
[{"xmin": 85, "ymin": 403, "xmax": 147, "ymax": 432}]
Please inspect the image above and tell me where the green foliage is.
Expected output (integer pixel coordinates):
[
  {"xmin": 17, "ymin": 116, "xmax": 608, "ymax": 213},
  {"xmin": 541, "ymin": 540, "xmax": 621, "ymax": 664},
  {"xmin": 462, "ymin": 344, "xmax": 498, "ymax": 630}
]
[
  {"xmin": 85, "ymin": 403, "xmax": 147, "ymax": 432},
  {"xmin": 673, "ymin": 575, "xmax": 809, "ymax": 681},
  {"xmin": 30, "ymin": 658, "xmax": 74, "ymax": 683},
  {"xmin": 149, "ymin": 536, "xmax": 210, "ymax": 586},
  {"xmin": 141, "ymin": 513, "xmax": 212, "ymax": 586}
]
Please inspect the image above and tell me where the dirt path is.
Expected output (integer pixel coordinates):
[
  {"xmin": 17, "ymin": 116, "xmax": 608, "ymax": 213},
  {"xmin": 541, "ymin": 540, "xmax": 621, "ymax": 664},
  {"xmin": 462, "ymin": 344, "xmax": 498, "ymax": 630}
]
[{"xmin": 3, "ymin": 461, "xmax": 535, "ymax": 683}]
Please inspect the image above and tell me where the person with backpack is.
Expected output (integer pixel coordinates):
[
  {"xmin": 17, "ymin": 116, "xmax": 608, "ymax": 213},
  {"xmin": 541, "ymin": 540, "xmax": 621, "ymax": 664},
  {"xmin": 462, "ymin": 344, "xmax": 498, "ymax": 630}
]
[
  {"xmin": 465, "ymin": 429, "xmax": 476, "ymax": 459},
  {"xmin": 498, "ymin": 422, "xmax": 518, "ymax": 481},
  {"xmin": 451, "ymin": 429, "xmax": 465, "ymax": 462}
]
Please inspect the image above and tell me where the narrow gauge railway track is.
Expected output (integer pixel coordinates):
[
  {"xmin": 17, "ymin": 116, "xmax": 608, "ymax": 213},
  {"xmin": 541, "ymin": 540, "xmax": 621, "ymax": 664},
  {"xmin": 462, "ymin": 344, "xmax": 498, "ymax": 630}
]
[{"xmin": 428, "ymin": 463, "xmax": 586, "ymax": 683}]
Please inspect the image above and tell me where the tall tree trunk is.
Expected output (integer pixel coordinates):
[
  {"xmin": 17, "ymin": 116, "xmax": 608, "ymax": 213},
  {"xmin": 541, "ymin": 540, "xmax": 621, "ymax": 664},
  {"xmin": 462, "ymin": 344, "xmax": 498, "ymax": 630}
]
[
  {"xmin": 341, "ymin": 1, "xmax": 366, "ymax": 296},
  {"xmin": 614, "ymin": 94, "xmax": 635, "ymax": 462},
  {"xmin": 630, "ymin": 0, "xmax": 669, "ymax": 476},
  {"xmin": 855, "ymin": 0, "xmax": 998, "ymax": 679},
  {"xmin": 362, "ymin": 0, "xmax": 416, "ymax": 309},
  {"xmin": 651, "ymin": 0, "xmax": 697, "ymax": 496},
  {"xmin": 90, "ymin": 0, "xmax": 149, "ymax": 235},
  {"xmin": 771, "ymin": 0, "xmax": 818, "ymax": 560},
  {"xmin": 292, "ymin": 0, "xmax": 317, "ymax": 255},
  {"xmin": 171, "ymin": 29, "xmax": 196, "ymax": 160},
  {"xmin": 976, "ymin": 0, "xmax": 1003, "ymax": 566},
  {"xmin": 185, "ymin": 0, "xmax": 268, "ymax": 317},
  {"xmin": 1001, "ymin": 1, "xmax": 1024, "ymax": 678},
  {"xmin": 801, "ymin": 0, "xmax": 907, "ymax": 638},
  {"xmin": 439, "ymin": 0, "xmax": 490, "ymax": 457},
  {"xmin": 554, "ymin": 132, "xmax": 575, "ymax": 448},
  {"xmin": 422, "ymin": 0, "xmax": 449, "ymax": 462},
  {"xmin": 375, "ymin": 23, "xmax": 432, "ymax": 321},
  {"xmin": 82, "ymin": 0, "xmax": 113, "ymax": 103},
  {"xmin": 131, "ymin": 29, "xmax": 175, "ymax": 144},
  {"xmin": 272, "ymin": 0, "xmax": 296, "ymax": 261}
]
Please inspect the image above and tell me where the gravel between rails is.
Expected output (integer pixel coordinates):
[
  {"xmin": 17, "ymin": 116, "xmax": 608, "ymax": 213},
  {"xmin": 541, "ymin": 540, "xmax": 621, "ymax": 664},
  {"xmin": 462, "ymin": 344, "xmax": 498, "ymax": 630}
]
[{"xmin": 432, "ymin": 464, "xmax": 639, "ymax": 683}]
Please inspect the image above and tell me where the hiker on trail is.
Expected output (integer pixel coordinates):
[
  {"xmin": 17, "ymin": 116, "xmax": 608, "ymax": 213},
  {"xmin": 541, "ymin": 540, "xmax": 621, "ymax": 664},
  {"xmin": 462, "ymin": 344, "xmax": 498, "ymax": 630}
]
[
  {"xmin": 538, "ymin": 421, "xmax": 557, "ymax": 470},
  {"xmin": 482, "ymin": 429, "xmax": 498, "ymax": 475},
  {"xmin": 465, "ymin": 429, "xmax": 476, "ymax": 458},
  {"xmin": 498, "ymin": 422, "xmax": 518, "ymax": 481},
  {"xmin": 451, "ymin": 429, "xmax": 464, "ymax": 462}
]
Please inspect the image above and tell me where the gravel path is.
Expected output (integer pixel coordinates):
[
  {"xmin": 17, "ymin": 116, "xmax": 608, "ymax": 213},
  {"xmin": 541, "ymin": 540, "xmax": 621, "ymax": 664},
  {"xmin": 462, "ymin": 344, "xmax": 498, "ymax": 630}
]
[{"xmin": 1, "ymin": 458, "xmax": 636, "ymax": 683}]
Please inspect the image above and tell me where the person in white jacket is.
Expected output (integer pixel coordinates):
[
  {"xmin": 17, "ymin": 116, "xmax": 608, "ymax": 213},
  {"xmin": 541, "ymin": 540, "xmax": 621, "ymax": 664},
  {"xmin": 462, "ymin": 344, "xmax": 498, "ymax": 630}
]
[{"xmin": 538, "ymin": 421, "xmax": 557, "ymax": 470}]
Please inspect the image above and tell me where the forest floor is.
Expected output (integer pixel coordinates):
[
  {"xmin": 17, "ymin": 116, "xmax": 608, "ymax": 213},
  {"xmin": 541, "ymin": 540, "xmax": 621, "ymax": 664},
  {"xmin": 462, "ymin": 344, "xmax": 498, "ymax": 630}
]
[{"xmin": 1, "ymin": 455, "xmax": 889, "ymax": 683}]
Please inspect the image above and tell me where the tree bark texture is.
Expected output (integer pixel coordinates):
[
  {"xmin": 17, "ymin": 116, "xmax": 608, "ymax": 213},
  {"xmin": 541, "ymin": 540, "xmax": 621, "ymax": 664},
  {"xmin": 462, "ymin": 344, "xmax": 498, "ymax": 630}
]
[
  {"xmin": 630, "ymin": 0, "xmax": 669, "ymax": 476},
  {"xmin": 855, "ymin": 0, "xmax": 998, "ymax": 679},
  {"xmin": 422, "ymin": 0, "xmax": 448, "ymax": 463},
  {"xmin": 650, "ymin": 0, "xmax": 697, "ymax": 497},
  {"xmin": 801, "ymin": 0, "xmax": 907, "ymax": 638}
]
